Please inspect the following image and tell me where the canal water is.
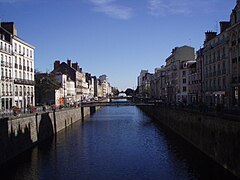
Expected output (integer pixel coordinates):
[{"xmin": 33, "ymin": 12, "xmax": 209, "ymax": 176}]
[{"xmin": 0, "ymin": 106, "xmax": 238, "ymax": 180}]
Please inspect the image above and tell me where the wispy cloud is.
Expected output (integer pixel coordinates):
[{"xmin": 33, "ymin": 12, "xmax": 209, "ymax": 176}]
[
  {"xmin": 148, "ymin": 0, "xmax": 217, "ymax": 16},
  {"xmin": 0, "ymin": 0, "xmax": 24, "ymax": 3},
  {"xmin": 89, "ymin": 0, "xmax": 134, "ymax": 20}
]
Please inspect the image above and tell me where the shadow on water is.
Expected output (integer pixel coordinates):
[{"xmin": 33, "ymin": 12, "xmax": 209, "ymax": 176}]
[
  {"xmin": 151, "ymin": 117, "xmax": 239, "ymax": 180},
  {"xmin": 38, "ymin": 113, "xmax": 54, "ymax": 142}
]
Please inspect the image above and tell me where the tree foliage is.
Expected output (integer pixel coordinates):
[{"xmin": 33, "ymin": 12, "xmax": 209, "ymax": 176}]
[
  {"xmin": 125, "ymin": 88, "xmax": 134, "ymax": 96},
  {"xmin": 35, "ymin": 71, "xmax": 61, "ymax": 105}
]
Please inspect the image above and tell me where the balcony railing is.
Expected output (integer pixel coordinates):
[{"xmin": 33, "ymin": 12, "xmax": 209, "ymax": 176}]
[{"xmin": 14, "ymin": 78, "xmax": 35, "ymax": 85}]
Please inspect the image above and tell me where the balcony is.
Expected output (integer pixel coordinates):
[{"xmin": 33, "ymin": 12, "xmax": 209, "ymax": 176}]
[{"xmin": 14, "ymin": 78, "xmax": 35, "ymax": 85}]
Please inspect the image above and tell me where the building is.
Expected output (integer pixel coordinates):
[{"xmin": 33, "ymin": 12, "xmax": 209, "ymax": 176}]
[
  {"xmin": 137, "ymin": 70, "xmax": 149, "ymax": 97},
  {"xmin": 165, "ymin": 46, "xmax": 195, "ymax": 104},
  {"xmin": 98, "ymin": 74, "xmax": 112, "ymax": 97},
  {"xmin": 53, "ymin": 59, "xmax": 86, "ymax": 101},
  {"xmin": 150, "ymin": 67, "xmax": 166, "ymax": 100},
  {"xmin": 229, "ymin": 1, "xmax": 240, "ymax": 107},
  {"xmin": 0, "ymin": 22, "xmax": 35, "ymax": 111}
]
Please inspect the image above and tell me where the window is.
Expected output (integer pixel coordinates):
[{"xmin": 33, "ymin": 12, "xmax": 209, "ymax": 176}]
[
  {"xmin": 183, "ymin": 86, "xmax": 187, "ymax": 92},
  {"xmin": 15, "ymin": 70, "xmax": 17, "ymax": 78},
  {"xmin": 20, "ymin": 86, "xmax": 22, "ymax": 96},
  {"xmin": 15, "ymin": 86, "xmax": 18, "ymax": 96},
  {"xmin": 19, "ymin": 45, "xmax": 21, "ymax": 54},
  {"xmin": 9, "ymin": 84, "xmax": 12, "ymax": 95},
  {"xmin": 182, "ymin": 79, "xmax": 186, "ymax": 84},
  {"xmin": 182, "ymin": 71, "xmax": 186, "ymax": 76},
  {"xmin": 2, "ymin": 84, "xmax": 4, "ymax": 95},
  {"xmin": 24, "ymin": 86, "xmax": 26, "ymax": 95},
  {"xmin": 14, "ymin": 43, "xmax": 17, "ymax": 52}
]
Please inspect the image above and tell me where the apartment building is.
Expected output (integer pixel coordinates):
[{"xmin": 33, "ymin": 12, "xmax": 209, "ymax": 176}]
[
  {"xmin": 150, "ymin": 67, "xmax": 166, "ymax": 100},
  {"xmin": 0, "ymin": 22, "xmax": 35, "ymax": 111},
  {"xmin": 137, "ymin": 70, "xmax": 149, "ymax": 97},
  {"xmin": 202, "ymin": 29, "xmax": 230, "ymax": 107},
  {"xmin": 165, "ymin": 46, "xmax": 195, "ymax": 104},
  {"xmin": 229, "ymin": 1, "xmax": 240, "ymax": 107},
  {"xmin": 0, "ymin": 25, "xmax": 13, "ymax": 111},
  {"xmin": 53, "ymin": 60, "xmax": 86, "ymax": 101}
]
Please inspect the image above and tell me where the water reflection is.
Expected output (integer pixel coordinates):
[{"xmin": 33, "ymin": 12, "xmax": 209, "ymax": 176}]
[{"xmin": 0, "ymin": 106, "xmax": 238, "ymax": 180}]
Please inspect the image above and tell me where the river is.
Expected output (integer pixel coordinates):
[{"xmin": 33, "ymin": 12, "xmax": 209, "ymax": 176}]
[{"xmin": 0, "ymin": 105, "xmax": 237, "ymax": 179}]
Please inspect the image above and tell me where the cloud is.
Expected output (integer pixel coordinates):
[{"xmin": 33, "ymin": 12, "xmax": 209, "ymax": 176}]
[
  {"xmin": 0, "ymin": 0, "xmax": 23, "ymax": 3},
  {"xmin": 148, "ymin": 0, "xmax": 217, "ymax": 16},
  {"xmin": 89, "ymin": 0, "xmax": 134, "ymax": 20}
]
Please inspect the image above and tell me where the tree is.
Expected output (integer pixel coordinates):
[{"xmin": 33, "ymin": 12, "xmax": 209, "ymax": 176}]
[
  {"xmin": 35, "ymin": 71, "xmax": 61, "ymax": 105},
  {"xmin": 125, "ymin": 88, "xmax": 134, "ymax": 96}
]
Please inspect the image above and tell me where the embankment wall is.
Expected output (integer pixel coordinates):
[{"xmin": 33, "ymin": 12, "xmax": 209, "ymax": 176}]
[
  {"xmin": 0, "ymin": 106, "xmax": 96, "ymax": 165},
  {"xmin": 139, "ymin": 105, "xmax": 240, "ymax": 178}
]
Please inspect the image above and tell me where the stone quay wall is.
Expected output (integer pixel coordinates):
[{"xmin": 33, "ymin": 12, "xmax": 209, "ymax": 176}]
[
  {"xmin": 139, "ymin": 105, "xmax": 240, "ymax": 178},
  {"xmin": 0, "ymin": 106, "xmax": 98, "ymax": 165}
]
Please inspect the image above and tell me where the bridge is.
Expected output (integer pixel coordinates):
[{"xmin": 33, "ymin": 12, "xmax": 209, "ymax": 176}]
[{"xmin": 80, "ymin": 101, "xmax": 154, "ymax": 107}]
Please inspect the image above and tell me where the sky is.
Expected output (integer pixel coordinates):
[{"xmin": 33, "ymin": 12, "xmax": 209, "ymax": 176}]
[{"xmin": 0, "ymin": 0, "xmax": 236, "ymax": 91}]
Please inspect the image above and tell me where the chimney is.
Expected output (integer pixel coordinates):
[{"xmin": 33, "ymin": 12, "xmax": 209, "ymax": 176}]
[
  {"xmin": 67, "ymin": 59, "xmax": 72, "ymax": 67},
  {"xmin": 220, "ymin": 21, "xmax": 230, "ymax": 33},
  {"xmin": 72, "ymin": 62, "xmax": 79, "ymax": 71},
  {"xmin": 54, "ymin": 60, "xmax": 60, "ymax": 70},
  {"xmin": 0, "ymin": 22, "xmax": 17, "ymax": 35},
  {"xmin": 205, "ymin": 31, "xmax": 217, "ymax": 42}
]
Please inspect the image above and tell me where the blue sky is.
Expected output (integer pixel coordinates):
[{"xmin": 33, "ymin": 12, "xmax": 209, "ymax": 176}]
[{"xmin": 0, "ymin": 0, "xmax": 236, "ymax": 90}]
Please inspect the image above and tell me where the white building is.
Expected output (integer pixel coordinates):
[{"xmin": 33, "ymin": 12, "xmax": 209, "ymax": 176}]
[
  {"xmin": 55, "ymin": 73, "xmax": 76, "ymax": 106},
  {"xmin": 0, "ymin": 22, "xmax": 35, "ymax": 111}
]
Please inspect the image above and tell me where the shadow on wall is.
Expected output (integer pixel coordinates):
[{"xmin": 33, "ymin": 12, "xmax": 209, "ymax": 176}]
[
  {"xmin": 0, "ymin": 117, "xmax": 33, "ymax": 165},
  {"xmin": 38, "ymin": 113, "xmax": 54, "ymax": 142}
]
